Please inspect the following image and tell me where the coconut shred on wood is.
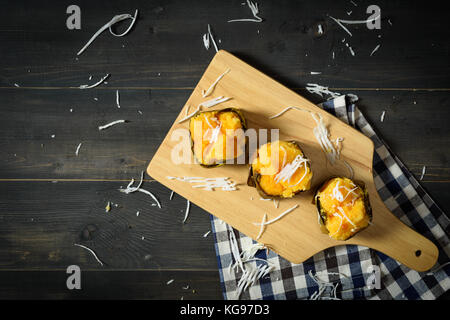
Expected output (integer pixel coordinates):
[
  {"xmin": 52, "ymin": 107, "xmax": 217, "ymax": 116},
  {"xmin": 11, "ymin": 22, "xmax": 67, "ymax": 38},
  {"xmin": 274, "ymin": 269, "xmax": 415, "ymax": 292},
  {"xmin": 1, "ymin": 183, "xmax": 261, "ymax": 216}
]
[
  {"xmin": 202, "ymin": 24, "xmax": 219, "ymax": 53},
  {"xmin": 200, "ymin": 96, "xmax": 231, "ymax": 108},
  {"xmin": 228, "ymin": 0, "xmax": 263, "ymax": 23},
  {"xmin": 77, "ymin": 9, "xmax": 138, "ymax": 55},
  {"xmin": 119, "ymin": 171, "xmax": 161, "ymax": 208},
  {"xmin": 98, "ymin": 119, "xmax": 127, "ymax": 131},
  {"xmin": 254, "ymin": 204, "xmax": 299, "ymax": 227},
  {"xmin": 74, "ymin": 243, "xmax": 104, "ymax": 266},
  {"xmin": 75, "ymin": 142, "xmax": 82, "ymax": 156},
  {"xmin": 78, "ymin": 74, "xmax": 110, "ymax": 89},
  {"xmin": 167, "ymin": 176, "xmax": 237, "ymax": 191},
  {"xmin": 329, "ymin": 14, "xmax": 381, "ymax": 37},
  {"xmin": 202, "ymin": 68, "xmax": 230, "ymax": 98}
]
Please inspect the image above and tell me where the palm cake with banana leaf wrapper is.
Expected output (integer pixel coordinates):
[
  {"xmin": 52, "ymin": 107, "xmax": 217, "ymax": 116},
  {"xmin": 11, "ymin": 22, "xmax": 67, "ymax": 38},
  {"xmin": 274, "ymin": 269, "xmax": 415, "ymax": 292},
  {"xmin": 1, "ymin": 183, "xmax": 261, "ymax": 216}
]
[
  {"xmin": 314, "ymin": 177, "xmax": 372, "ymax": 241},
  {"xmin": 248, "ymin": 140, "xmax": 313, "ymax": 199},
  {"xmin": 189, "ymin": 108, "xmax": 247, "ymax": 167}
]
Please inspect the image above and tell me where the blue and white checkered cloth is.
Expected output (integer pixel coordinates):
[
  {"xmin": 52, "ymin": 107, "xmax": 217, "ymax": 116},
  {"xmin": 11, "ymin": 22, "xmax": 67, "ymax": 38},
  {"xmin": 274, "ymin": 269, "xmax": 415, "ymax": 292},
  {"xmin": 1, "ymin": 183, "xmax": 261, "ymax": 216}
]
[{"xmin": 210, "ymin": 95, "xmax": 450, "ymax": 300}]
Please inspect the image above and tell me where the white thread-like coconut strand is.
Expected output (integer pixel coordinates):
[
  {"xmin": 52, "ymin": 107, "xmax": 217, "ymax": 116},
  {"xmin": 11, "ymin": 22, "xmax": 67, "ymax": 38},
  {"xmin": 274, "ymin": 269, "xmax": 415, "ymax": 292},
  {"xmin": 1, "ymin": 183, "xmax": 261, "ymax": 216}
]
[
  {"xmin": 167, "ymin": 176, "xmax": 237, "ymax": 191},
  {"xmin": 268, "ymin": 106, "xmax": 309, "ymax": 119},
  {"xmin": 370, "ymin": 44, "xmax": 381, "ymax": 56},
  {"xmin": 98, "ymin": 119, "xmax": 127, "ymax": 131},
  {"xmin": 202, "ymin": 33, "xmax": 210, "ymax": 50},
  {"xmin": 202, "ymin": 68, "xmax": 230, "ymax": 97},
  {"xmin": 420, "ymin": 166, "xmax": 426, "ymax": 181},
  {"xmin": 75, "ymin": 142, "xmax": 82, "ymax": 156},
  {"xmin": 109, "ymin": 9, "xmax": 138, "ymax": 37},
  {"xmin": 329, "ymin": 16, "xmax": 353, "ymax": 37},
  {"xmin": 336, "ymin": 15, "xmax": 380, "ymax": 25},
  {"xmin": 228, "ymin": 0, "xmax": 263, "ymax": 23},
  {"xmin": 178, "ymin": 105, "xmax": 201, "ymax": 123},
  {"xmin": 79, "ymin": 74, "xmax": 110, "ymax": 89},
  {"xmin": 207, "ymin": 24, "xmax": 219, "ymax": 53},
  {"xmin": 77, "ymin": 10, "xmax": 138, "ymax": 55},
  {"xmin": 306, "ymin": 83, "xmax": 341, "ymax": 98},
  {"xmin": 119, "ymin": 172, "xmax": 161, "ymax": 208},
  {"xmin": 74, "ymin": 243, "xmax": 104, "ymax": 266},
  {"xmin": 200, "ymin": 96, "xmax": 231, "ymax": 108},
  {"xmin": 182, "ymin": 200, "xmax": 190, "ymax": 223},
  {"xmin": 253, "ymin": 204, "xmax": 299, "ymax": 226},
  {"xmin": 116, "ymin": 90, "xmax": 121, "ymax": 108},
  {"xmin": 337, "ymin": 206, "xmax": 356, "ymax": 227},
  {"xmin": 256, "ymin": 213, "xmax": 267, "ymax": 240}
]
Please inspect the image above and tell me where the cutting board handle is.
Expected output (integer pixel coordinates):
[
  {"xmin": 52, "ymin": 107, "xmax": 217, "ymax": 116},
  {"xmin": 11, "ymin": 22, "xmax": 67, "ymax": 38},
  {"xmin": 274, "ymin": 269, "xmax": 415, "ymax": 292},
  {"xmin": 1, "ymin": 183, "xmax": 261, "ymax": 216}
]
[{"xmin": 351, "ymin": 187, "xmax": 439, "ymax": 272}]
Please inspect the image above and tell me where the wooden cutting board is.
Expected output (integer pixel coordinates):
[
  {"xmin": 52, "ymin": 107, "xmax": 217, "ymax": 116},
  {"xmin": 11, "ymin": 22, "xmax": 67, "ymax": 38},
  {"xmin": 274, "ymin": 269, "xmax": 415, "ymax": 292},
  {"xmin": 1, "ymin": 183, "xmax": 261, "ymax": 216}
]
[{"xmin": 147, "ymin": 50, "xmax": 438, "ymax": 272}]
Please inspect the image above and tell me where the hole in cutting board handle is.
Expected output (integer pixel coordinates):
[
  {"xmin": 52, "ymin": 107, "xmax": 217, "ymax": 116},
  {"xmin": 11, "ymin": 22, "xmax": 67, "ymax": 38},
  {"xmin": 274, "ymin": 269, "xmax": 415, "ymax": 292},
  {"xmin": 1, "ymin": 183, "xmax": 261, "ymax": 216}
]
[{"xmin": 415, "ymin": 250, "xmax": 422, "ymax": 257}]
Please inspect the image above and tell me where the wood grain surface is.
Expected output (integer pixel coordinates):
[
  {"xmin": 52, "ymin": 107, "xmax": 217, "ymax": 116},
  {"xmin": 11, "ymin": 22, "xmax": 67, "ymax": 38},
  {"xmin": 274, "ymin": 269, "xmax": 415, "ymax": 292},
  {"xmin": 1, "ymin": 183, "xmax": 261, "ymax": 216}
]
[{"xmin": 0, "ymin": 0, "xmax": 448, "ymax": 299}]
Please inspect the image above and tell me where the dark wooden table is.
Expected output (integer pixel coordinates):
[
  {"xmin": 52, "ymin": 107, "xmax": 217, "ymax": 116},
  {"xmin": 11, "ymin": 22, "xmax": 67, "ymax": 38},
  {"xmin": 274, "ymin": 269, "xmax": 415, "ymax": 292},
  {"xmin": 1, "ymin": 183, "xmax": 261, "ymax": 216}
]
[{"xmin": 0, "ymin": 0, "xmax": 448, "ymax": 299}]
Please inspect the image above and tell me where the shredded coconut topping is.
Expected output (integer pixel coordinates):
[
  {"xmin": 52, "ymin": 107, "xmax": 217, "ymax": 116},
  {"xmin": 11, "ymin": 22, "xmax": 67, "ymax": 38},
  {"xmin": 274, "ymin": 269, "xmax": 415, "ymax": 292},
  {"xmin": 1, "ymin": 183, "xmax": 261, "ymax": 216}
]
[{"xmin": 274, "ymin": 155, "xmax": 310, "ymax": 187}]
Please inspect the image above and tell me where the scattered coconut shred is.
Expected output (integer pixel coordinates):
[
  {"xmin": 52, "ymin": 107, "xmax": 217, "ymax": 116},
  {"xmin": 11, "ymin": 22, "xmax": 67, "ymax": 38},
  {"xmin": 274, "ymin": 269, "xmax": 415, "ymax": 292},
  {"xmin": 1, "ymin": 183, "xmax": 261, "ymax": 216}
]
[
  {"xmin": 420, "ymin": 166, "xmax": 426, "ymax": 181},
  {"xmin": 370, "ymin": 44, "xmax": 381, "ymax": 57},
  {"xmin": 75, "ymin": 142, "xmax": 82, "ymax": 156},
  {"xmin": 228, "ymin": 229, "xmax": 274, "ymax": 299},
  {"xmin": 329, "ymin": 14, "xmax": 381, "ymax": 37},
  {"xmin": 116, "ymin": 90, "xmax": 121, "ymax": 108},
  {"xmin": 200, "ymin": 96, "xmax": 231, "ymax": 108},
  {"xmin": 167, "ymin": 176, "xmax": 237, "ymax": 191},
  {"xmin": 74, "ymin": 243, "xmax": 104, "ymax": 266},
  {"xmin": 176, "ymin": 69, "xmax": 233, "ymax": 123},
  {"xmin": 77, "ymin": 9, "xmax": 139, "ymax": 56},
  {"xmin": 254, "ymin": 204, "xmax": 299, "ymax": 227},
  {"xmin": 269, "ymin": 105, "xmax": 353, "ymax": 177},
  {"xmin": 202, "ymin": 68, "xmax": 230, "ymax": 97},
  {"xmin": 228, "ymin": 0, "xmax": 263, "ymax": 23},
  {"xmin": 182, "ymin": 200, "xmax": 190, "ymax": 224},
  {"xmin": 79, "ymin": 73, "xmax": 110, "ymax": 89},
  {"xmin": 202, "ymin": 24, "xmax": 219, "ymax": 53},
  {"xmin": 98, "ymin": 119, "xmax": 127, "ymax": 131},
  {"xmin": 308, "ymin": 270, "xmax": 346, "ymax": 300},
  {"xmin": 119, "ymin": 171, "xmax": 162, "ymax": 208},
  {"xmin": 306, "ymin": 83, "xmax": 341, "ymax": 99}
]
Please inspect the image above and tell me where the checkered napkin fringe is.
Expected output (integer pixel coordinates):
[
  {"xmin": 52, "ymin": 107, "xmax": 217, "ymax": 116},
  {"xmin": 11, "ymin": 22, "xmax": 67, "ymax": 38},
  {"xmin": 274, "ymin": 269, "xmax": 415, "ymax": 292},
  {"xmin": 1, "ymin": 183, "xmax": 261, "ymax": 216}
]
[{"xmin": 210, "ymin": 95, "xmax": 450, "ymax": 300}]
